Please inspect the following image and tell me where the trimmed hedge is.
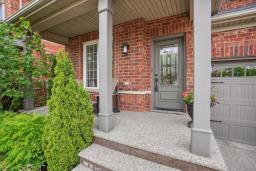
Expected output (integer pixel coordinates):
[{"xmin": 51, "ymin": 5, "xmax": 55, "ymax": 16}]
[
  {"xmin": 0, "ymin": 112, "xmax": 46, "ymax": 171},
  {"xmin": 42, "ymin": 52, "xmax": 94, "ymax": 171}
]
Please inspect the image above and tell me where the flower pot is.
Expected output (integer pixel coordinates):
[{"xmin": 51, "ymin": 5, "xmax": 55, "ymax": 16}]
[{"xmin": 187, "ymin": 104, "xmax": 193, "ymax": 128}]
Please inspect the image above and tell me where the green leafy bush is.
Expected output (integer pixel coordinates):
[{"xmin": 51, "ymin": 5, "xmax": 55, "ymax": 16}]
[
  {"xmin": 42, "ymin": 52, "xmax": 94, "ymax": 171},
  {"xmin": 0, "ymin": 18, "xmax": 53, "ymax": 111},
  {"xmin": 0, "ymin": 112, "xmax": 46, "ymax": 171}
]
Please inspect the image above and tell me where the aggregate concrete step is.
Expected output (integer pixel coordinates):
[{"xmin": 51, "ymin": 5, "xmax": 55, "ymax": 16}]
[
  {"xmin": 72, "ymin": 164, "xmax": 92, "ymax": 171},
  {"xmin": 94, "ymin": 136, "xmax": 219, "ymax": 171},
  {"xmin": 79, "ymin": 144, "xmax": 180, "ymax": 171},
  {"xmin": 93, "ymin": 112, "xmax": 226, "ymax": 171}
]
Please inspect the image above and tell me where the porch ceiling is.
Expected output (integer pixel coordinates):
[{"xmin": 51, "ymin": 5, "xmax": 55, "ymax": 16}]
[
  {"xmin": 6, "ymin": 0, "xmax": 221, "ymax": 43},
  {"xmin": 46, "ymin": 0, "xmax": 220, "ymax": 38},
  {"xmin": 48, "ymin": 0, "xmax": 192, "ymax": 38}
]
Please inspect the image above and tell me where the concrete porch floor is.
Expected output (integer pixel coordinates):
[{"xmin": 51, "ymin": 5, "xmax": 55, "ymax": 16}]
[{"xmin": 94, "ymin": 111, "xmax": 226, "ymax": 171}]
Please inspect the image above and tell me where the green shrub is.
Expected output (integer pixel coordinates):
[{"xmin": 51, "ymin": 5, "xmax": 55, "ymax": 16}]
[
  {"xmin": 0, "ymin": 112, "xmax": 46, "ymax": 171},
  {"xmin": 0, "ymin": 18, "xmax": 51, "ymax": 111},
  {"xmin": 42, "ymin": 52, "xmax": 94, "ymax": 171}
]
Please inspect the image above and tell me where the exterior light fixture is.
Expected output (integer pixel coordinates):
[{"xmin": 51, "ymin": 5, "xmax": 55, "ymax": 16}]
[{"xmin": 122, "ymin": 43, "xmax": 129, "ymax": 55}]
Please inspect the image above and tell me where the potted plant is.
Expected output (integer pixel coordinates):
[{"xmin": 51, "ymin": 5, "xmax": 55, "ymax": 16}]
[{"xmin": 182, "ymin": 90, "xmax": 217, "ymax": 128}]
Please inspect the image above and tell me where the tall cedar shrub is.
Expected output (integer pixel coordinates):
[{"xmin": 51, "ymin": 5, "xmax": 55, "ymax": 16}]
[
  {"xmin": 42, "ymin": 52, "xmax": 94, "ymax": 171},
  {"xmin": 0, "ymin": 112, "xmax": 46, "ymax": 171}
]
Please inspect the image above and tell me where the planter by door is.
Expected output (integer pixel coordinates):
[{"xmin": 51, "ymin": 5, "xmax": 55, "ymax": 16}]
[{"xmin": 187, "ymin": 104, "xmax": 193, "ymax": 128}]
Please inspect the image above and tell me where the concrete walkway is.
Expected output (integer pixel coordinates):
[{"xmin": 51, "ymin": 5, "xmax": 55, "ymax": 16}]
[{"xmin": 217, "ymin": 139, "xmax": 256, "ymax": 171}]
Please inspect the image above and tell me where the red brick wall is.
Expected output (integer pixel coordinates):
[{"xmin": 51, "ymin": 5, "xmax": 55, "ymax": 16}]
[
  {"xmin": 68, "ymin": 13, "xmax": 193, "ymax": 112},
  {"xmin": 113, "ymin": 18, "xmax": 151, "ymax": 111},
  {"xmin": 145, "ymin": 14, "xmax": 193, "ymax": 90},
  {"xmin": 5, "ymin": 0, "xmax": 19, "ymax": 18},
  {"xmin": 42, "ymin": 39, "xmax": 65, "ymax": 54},
  {"xmin": 113, "ymin": 18, "xmax": 148, "ymax": 91},
  {"xmin": 22, "ymin": 0, "xmax": 31, "ymax": 6},
  {"xmin": 220, "ymin": 0, "xmax": 256, "ymax": 12},
  {"xmin": 69, "ymin": 31, "xmax": 98, "ymax": 80},
  {"xmin": 212, "ymin": 27, "xmax": 256, "ymax": 58},
  {"xmin": 5, "ymin": 0, "xmax": 32, "ymax": 18}
]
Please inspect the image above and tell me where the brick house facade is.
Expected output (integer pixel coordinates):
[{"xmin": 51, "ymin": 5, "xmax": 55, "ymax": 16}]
[
  {"xmin": 4, "ymin": 0, "xmax": 30, "ymax": 18},
  {"xmin": 4, "ymin": 0, "xmax": 256, "ymax": 156},
  {"xmin": 212, "ymin": 27, "xmax": 256, "ymax": 58},
  {"xmin": 69, "ymin": 14, "xmax": 193, "ymax": 111},
  {"xmin": 220, "ymin": 0, "xmax": 256, "ymax": 12},
  {"xmin": 4, "ymin": 0, "xmax": 256, "ymax": 111},
  {"xmin": 67, "ymin": 0, "xmax": 256, "ymax": 112}
]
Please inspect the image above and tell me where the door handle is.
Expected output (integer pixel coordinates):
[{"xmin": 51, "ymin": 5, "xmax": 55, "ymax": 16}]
[
  {"xmin": 211, "ymin": 81, "xmax": 224, "ymax": 84},
  {"xmin": 210, "ymin": 119, "xmax": 222, "ymax": 123},
  {"xmin": 154, "ymin": 74, "xmax": 158, "ymax": 92}
]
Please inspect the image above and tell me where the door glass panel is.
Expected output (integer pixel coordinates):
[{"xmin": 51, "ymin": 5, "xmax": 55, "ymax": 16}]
[
  {"xmin": 233, "ymin": 66, "xmax": 245, "ymax": 77},
  {"xmin": 222, "ymin": 68, "xmax": 232, "ymax": 77},
  {"xmin": 211, "ymin": 69, "xmax": 222, "ymax": 77},
  {"xmin": 160, "ymin": 44, "xmax": 178, "ymax": 85},
  {"xmin": 246, "ymin": 65, "xmax": 256, "ymax": 76}
]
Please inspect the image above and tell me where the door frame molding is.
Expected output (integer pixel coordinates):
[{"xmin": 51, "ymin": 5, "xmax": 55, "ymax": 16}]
[{"xmin": 150, "ymin": 33, "xmax": 186, "ymax": 111}]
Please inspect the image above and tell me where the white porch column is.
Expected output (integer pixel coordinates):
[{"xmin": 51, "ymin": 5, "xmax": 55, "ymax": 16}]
[
  {"xmin": 98, "ymin": 0, "xmax": 114, "ymax": 132},
  {"xmin": 191, "ymin": 0, "xmax": 212, "ymax": 157}
]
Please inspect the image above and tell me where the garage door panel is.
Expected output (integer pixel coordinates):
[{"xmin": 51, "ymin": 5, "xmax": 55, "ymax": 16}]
[
  {"xmin": 211, "ymin": 122, "xmax": 229, "ymax": 139},
  {"xmin": 211, "ymin": 84, "xmax": 230, "ymax": 98},
  {"xmin": 212, "ymin": 118, "xmax": 256, "ymax": 127},
  {"xmin": 230, "ymin": 84, "xmax": 255, "ymax": 99},
  {"xmin": 217, "ymin": 99, "xmax": 256, "ymax": 105},
  {"xmin": 211, "ymin": 67, "xmax": 256, "ymax": 145},
  {"xmin": 230, "ymin": 125, "xmax": 256, "ymax": 145},
  {"xmin": 231, "ymin": 105, "xmax": 256, "ymax": 121},
  {"xmin": 211, "ymin": 104, "xmax": 230, "ymax": 119}
]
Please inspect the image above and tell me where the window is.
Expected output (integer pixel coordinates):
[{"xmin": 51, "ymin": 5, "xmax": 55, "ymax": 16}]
[
  {"xmin": 212, "ymin": 64, "xmax": 256, "ymax": 77},
  {"xmin": 83, "ymin": 41, "xmax": 99, "ymax": 89},
  {"xmin": 0, "ymin": 3, "xmax": 5, "ymax": 21}
]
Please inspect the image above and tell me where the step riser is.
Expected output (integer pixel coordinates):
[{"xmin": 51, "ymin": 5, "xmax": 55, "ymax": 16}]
[
  {"xmin": 81, "ymin": 158, "xmax": 111, "ymax": 171},
  {"xmin": 94, "ymin": 136, "xmax": 217, "ymax": 171}
]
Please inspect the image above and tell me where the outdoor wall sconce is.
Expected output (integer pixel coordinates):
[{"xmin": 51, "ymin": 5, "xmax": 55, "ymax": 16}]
[{"xmin": 122, "ymin": 43, "xmax": 129, "ymax": 55}]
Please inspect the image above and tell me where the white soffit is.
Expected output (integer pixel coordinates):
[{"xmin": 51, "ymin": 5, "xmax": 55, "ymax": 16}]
[
  {"xmin": 6, "ymin": 0, "xmax": 222, "ymax": 40},
  {"xmin": 45, "ymin": 0, "xmax": 191, "ymax": 38}
]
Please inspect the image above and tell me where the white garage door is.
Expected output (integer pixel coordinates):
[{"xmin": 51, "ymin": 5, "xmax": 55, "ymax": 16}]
[{"xmin": 211, "ymin": 62, "xmax": 256, "ymax": 145}]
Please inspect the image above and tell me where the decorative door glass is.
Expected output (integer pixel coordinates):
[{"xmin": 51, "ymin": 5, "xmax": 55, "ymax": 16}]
[{"xmin": 160, "ymin": 45, "xmax": 178, "ymax": 85}]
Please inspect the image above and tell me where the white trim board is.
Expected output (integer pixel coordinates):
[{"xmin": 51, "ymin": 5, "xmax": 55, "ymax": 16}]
[
  {"xmin": 118, "ymin": 90, "xmax": 151, "ymax": 95},
  {"xmin": 0, "ymin": 3, "xmax": 5, "ymax": 21}
]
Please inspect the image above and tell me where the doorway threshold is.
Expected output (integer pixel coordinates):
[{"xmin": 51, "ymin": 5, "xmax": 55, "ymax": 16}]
[{"xmin": 152, "ymin": 109, "xmax": 186, "ymax": 115}]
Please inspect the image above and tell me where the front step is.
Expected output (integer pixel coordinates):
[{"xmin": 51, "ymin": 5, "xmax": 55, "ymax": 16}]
[
  {"xmin": 79, "ymin": 144, "xmax": 180, "ymax": 171},
  {"xmin": 72, "ymin": 164, "xmax": 92, "ymax": 171},
  {"xmin": 94, "ymin": 136, "xmax": 218, "ymax": 171}
]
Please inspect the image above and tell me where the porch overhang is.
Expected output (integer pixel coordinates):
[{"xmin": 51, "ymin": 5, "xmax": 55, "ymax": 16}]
[{"xmin": 5, "ymin": 0, "xmax": 221, "ymax": 44}]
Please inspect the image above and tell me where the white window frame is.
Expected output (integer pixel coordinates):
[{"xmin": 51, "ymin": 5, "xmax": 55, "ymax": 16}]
[
  {"xmin": 0, "ymin": 3, "xmax": 5, "ymax": 21},
  {"xmin": 83, "ymin": 40, "xmax": 99, "ymax": 91}
]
